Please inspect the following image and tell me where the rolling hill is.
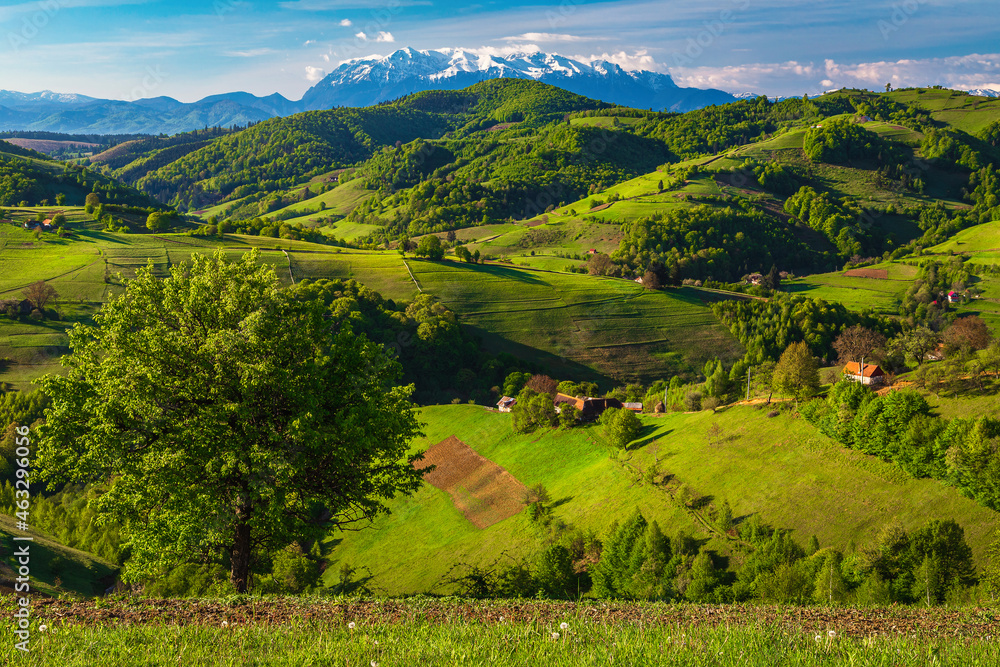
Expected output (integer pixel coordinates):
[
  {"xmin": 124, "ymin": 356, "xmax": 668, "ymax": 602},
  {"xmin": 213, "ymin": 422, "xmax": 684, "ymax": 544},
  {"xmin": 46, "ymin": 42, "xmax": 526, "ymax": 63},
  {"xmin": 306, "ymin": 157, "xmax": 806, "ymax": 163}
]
[{"xmin": 327, "ymin": 402, "xmax": 1000, "ymax": 595}]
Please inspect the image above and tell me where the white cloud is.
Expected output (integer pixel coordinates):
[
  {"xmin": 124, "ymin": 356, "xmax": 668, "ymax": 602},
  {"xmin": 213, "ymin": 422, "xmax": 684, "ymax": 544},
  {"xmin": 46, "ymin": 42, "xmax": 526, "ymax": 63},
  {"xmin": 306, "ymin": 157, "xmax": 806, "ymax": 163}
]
[
  {"xmin": 574, "ymin": 50, "xmax": 659, "ymax": 71},
  {"xmin": 305, "ymin": 65, "xmax": 326, "ymax": 82},
  {"xmin": 375, "ymin": 31, "xmax": 394, "ymax": 43},
  {"xmin": 502, "ymin": 33, "xmax": 592, "ymax": 43},
  {"xmin": 670, "ymin": 53, "xmax": 1000, "ymax": 96},
  {"xmin": 445, "ymin": 45, "xmax": 543, "ymax": 58},
  {"xmin": 339, "ymin": 18, "xmax": 352, "ymax": 27},
  {"xmin": 355, "ymin": 31, "xmax": 367, "ymax": 40},
  {"xmin": 225, "ymin": 48, "xmax": 276, "ymax": 58}
]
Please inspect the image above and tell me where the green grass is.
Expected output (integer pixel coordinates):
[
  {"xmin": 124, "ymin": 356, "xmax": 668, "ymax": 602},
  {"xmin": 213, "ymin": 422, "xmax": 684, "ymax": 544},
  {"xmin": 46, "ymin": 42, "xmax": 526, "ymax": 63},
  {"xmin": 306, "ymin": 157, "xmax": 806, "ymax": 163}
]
[
  {"xmin": 328, "ymin": 403, "xmax": 999, "ymax": 595},
  {"xmin": 472, "ymin": 218, "xmax": 623, "ymax": 257},
  {"xmin": 406, "ymin": 261, "xmax": 742, "ymax": 382},
  {"xmin": 782, "ymin": 264, "xmax": 916, "ymax": 314},
  {"xmin": 267, "ymin": 179, "xmax": 375, "ymax": 219},
  {"xmin": 931, "ymin": 221, "xmax": 1000, "ymax": 259},
  {"xmin": 5, "ymin": 602, "xmax": 1000, "ymax": 666},
  {"xmin": 889, "ymin": 88, "xmax": 1000, "ymax": 134}
]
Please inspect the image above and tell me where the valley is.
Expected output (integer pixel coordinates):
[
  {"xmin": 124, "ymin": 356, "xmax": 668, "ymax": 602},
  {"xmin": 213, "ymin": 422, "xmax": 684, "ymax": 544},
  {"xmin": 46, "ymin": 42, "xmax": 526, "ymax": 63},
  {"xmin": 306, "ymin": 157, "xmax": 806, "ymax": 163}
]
[{"xmin": 3, "ymin": 79, "xmax": 1000, "ymax": 637}]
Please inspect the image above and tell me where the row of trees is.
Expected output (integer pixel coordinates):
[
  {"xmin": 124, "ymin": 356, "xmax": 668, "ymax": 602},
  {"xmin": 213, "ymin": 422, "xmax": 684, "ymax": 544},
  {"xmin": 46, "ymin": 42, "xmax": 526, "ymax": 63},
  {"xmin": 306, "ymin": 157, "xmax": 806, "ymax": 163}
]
[{"xmin": 444, "ymin": 507, "xmax": 990, "ymax": 606}]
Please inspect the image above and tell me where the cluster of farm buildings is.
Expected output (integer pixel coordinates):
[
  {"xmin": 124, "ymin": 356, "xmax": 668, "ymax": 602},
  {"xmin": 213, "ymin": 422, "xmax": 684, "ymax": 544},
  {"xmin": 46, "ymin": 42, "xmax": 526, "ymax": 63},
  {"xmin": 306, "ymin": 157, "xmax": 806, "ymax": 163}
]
[{"xmin": 497, "ymin": 393, "xmax": 643, "ymax": 418}]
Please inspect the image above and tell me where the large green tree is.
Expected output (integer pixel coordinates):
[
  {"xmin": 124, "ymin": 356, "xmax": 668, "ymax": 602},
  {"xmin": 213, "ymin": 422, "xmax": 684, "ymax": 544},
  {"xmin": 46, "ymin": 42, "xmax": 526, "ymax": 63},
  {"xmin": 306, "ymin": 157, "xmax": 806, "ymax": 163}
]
[
  {"xmin": 772, "ymin": 341, "xmax": 820, "ymax": 400},
  {"xmin": 35, "ymin": 249, "xmax": 423, "ymax": 592}
]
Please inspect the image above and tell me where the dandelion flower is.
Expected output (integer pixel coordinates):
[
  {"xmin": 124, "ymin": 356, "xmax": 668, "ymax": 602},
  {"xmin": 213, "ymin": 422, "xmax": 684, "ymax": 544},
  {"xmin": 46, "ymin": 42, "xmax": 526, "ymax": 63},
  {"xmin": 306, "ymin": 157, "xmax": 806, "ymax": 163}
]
[
  {"xmin": 221, "ymin": 620, "xmax": 229, "ymax": 628},
  {"xmin": 499, "ymin": 616, "xmax": 504, "ymax": 622},
  {"xmin": 815, "ymin": 634, "xmax": 822, "ymax": 643},
  {"xmin": 371, "ymin": 662, "xmax": 378, "ymax": 667},
  {"xmin": 348, "ymin": 621, "xmax": 356, "ymax": 630},
  {"xmin": 552, "ymin": 632, "xmax": 560, "ymax": 640},
  {"xmin": 828, "ymin": 629, "xmax": 836, "ymax": 638},
  {"xmin": 560, "ymin": 622, "xmax": 569, "ymax": 631},
  {"xmin": 38, "ymin": 624, "xmax": 47, "ymax": 632}
]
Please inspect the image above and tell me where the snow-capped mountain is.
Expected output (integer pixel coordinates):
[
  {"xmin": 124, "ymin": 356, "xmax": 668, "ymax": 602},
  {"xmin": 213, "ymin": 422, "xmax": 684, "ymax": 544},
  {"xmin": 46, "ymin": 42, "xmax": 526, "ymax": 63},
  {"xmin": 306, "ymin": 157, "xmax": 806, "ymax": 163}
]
[
  {"xmin": 301, "ymin": 48, "xmax": 735, "ymax": 112},
  {"xmin": 0, "ymin": 48, "xmax": 739, "ymax": 134},
  {"xmin": 964, "ymin": 88, "xmax": 1000, "ymax": 98}
]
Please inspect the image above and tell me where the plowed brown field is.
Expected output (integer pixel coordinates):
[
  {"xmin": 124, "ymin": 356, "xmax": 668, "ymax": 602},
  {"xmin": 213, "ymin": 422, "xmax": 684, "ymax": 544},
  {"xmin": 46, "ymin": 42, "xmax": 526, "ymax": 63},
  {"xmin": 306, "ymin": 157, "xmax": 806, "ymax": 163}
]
[
  {"xmin": 843, "ymin": 268, "xmax": 889, "ymax": 279},
  {"xmin": 419, "ymin": 435, "xmax": 527, "ymax": 528},
  {"xmin": 20, "ymin": 599, "xmax": 1000, "ymax": 638}
]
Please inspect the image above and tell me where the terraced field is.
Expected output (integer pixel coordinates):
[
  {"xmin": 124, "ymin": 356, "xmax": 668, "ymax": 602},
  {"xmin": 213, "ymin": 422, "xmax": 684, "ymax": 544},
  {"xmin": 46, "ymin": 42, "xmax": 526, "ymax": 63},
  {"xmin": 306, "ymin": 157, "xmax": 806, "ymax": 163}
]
[{"xmin": 408, "ymin": 259, "xmax": 742, "ymax": 382}]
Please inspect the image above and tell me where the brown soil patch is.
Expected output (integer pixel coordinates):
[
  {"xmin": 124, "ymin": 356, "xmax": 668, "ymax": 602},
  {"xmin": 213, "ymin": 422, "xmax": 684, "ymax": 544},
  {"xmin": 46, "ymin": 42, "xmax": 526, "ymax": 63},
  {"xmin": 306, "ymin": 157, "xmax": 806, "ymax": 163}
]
[
  {"xmin": 3, "ymin": 138, "xmax": 100, "ymax": 153},
  {"xmin": 843, "ymin": 268, "xmax": 889, "ymax": 279},
  {"xmin": 418, "ymin": 435, "xmax": 527, "ymax": 529},
  {"xmin": 15, "ymin": 598, "xmax": 1000, "ymax": 637},
  {"xmin": 589, "ymin": 203, "xmax": 612, "ymax": 212}
]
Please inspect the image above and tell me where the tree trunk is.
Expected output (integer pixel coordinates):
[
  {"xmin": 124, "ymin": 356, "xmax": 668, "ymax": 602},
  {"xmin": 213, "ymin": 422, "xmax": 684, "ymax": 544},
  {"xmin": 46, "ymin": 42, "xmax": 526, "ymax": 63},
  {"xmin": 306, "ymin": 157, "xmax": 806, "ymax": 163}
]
[{"xmin": 230, "ymin": 520, "xmax": 252, "ymax": 593}]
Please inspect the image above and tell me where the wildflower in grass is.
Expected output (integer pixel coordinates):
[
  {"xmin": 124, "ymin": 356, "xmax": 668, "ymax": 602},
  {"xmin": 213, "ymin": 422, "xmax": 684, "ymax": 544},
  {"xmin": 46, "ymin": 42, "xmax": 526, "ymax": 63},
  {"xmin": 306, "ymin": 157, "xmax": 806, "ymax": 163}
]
[
  {"xmin": 371, "ymin": 662, "xmax": 378, "ymax": 667},
  {"xmin": 815, "ymin": 634, "xmax": 822, "ymax": 643},
  {"xmin": 348, "ymin": 622, "xmax": 356, "ymax": 630},
  {"xmin": 552, "ymin": 632, "xmax": 560, "ymax": 640},
  {"xmin": 38, "ymin": 625, "xmax": 47, "ymax": 633},
  {"xmin": 828, "ymin": 630, "xmax": 836, "ymax": 638},
  {"xmin": 560, "ymin": 622, "xmax": 569, "ymax": 631},
  {"xmin": 221, "ymin": 621, "xmax": 229, "ymax": 628}
]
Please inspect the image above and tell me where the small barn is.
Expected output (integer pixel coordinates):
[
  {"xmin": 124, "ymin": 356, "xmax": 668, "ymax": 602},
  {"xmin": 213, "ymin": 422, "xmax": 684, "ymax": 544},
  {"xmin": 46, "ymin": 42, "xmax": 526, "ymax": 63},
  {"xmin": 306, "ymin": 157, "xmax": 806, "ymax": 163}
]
[
  {"xmin": 496, "ymin": 396, "xmax": 517, "ymax": 412},
  {"xmin": 843, "ymin": 361, "xmax": 886, "ymax": 386},
  {"xmin": 553, "ymin": 393, "xmax": 623, "ymax": 420}
]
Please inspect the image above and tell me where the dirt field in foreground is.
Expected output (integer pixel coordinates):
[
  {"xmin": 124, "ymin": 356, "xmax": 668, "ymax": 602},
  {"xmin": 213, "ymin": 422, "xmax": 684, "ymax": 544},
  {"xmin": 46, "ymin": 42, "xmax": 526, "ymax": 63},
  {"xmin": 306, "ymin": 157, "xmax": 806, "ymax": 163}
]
[{"xmin": 17, "ymin": 598, "xmax": 1000, "ymax": 637}]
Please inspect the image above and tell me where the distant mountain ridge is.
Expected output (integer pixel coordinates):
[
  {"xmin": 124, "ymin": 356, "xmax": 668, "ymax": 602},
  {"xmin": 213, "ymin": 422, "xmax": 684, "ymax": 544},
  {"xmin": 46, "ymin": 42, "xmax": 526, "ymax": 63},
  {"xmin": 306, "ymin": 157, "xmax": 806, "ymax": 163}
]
[
  {"xmin": 0, "ymin": 48, "xmax": 739, "ymax": 135},
  {"xmin": 300, "ymin": 48, "xmax": 736, "ymax": 112}
]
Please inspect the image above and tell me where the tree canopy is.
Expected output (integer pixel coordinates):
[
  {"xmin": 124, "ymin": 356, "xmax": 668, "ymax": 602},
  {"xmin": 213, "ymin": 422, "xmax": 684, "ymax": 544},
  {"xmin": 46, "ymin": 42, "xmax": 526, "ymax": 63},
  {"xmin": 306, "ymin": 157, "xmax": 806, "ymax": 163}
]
[{"xmin": 35, "ymin": 249, "xmax": 424, "ymax": 592}]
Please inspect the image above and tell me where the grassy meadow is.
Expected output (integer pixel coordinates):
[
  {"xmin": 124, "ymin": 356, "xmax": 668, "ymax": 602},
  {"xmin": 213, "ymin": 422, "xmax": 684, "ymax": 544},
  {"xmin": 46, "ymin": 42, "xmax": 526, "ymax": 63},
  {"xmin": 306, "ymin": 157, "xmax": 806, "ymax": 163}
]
[
  {"xmin": 407, "ymin": 260, "xmax": 742, "ymax": 382},
  {"xmin": 5, "ymin": 598, "xmax": 1000, "ymax": 666},
  {"xmin": 327, "ymin": 403, "xmax": 1000, "ymax": 596}
]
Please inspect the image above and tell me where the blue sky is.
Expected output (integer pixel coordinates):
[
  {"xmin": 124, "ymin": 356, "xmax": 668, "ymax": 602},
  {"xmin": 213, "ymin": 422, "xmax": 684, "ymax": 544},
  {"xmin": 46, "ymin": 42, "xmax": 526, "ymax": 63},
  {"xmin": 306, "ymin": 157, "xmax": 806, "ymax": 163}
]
[{"xmin": 0, "ymin": 0, "xmax": 998, "ymax": 101}]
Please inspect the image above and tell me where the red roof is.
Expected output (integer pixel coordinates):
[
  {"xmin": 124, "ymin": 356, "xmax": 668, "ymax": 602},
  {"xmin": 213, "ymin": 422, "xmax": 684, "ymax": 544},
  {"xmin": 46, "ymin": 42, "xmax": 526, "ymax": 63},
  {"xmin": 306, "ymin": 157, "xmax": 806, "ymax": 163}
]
[{"xmin": 843, "ymin": 362, "xmax": 884, "ymax": 378}]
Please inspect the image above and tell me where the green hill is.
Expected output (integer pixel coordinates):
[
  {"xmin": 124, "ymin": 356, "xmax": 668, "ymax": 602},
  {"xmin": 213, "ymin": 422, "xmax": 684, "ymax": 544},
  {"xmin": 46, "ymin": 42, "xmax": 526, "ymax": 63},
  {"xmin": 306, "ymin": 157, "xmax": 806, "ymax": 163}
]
[
  {"xmin": 0, "ymin": 224, "xmax": 740, "ymax": 389},
  {"xmin": 0, "ymin": 514, "xmax": 117, "ymax": 598},
  {"xmin": 327, "ymin": 403, "xmax": 1000, "ymax": 595},
  {"xmin": 0, "ymin": 144, "xmax": 160, "ymax": 210}
]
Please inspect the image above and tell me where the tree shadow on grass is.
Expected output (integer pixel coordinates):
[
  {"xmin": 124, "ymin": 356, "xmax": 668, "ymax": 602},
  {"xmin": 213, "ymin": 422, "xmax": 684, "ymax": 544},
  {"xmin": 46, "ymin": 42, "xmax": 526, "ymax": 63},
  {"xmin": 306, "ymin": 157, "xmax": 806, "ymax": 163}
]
[
  {"xmin": 690, "ymin": 494, "xmax": 714, "ymax": 511},
  {"xmin": 550, "ymin": 496, "xmax": 573, "ymax": 510},
  {"xmin": 627, "ymin": 425, "xmax": 666, "ymax": 451}
]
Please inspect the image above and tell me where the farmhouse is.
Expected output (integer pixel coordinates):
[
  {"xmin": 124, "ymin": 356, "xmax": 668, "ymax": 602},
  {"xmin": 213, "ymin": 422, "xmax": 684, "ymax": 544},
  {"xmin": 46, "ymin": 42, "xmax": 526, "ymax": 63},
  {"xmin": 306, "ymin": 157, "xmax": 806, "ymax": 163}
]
[
  {"xmin": 843, "ymin": 361, "xmax": 886, "ymax": 385},
  {"xmin": 496, "ymin": 396, "xmax": 516, "ymax": 412},
  {"xmin": 553, "ymin": 393, "xmax": 623, "ymax": 420}
]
